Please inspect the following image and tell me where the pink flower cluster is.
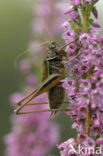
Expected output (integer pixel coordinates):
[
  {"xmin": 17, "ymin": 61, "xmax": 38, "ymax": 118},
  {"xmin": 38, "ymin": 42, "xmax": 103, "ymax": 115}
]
[{"xmin": 58, "ymin": 0, "xmax": 103, "ymax": 155}]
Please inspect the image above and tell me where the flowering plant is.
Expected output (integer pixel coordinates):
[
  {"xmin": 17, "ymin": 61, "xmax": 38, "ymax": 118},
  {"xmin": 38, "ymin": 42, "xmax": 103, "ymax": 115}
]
[{"xmin": 58, "ymin": 0, "xmax": 103, "ymax": 155}]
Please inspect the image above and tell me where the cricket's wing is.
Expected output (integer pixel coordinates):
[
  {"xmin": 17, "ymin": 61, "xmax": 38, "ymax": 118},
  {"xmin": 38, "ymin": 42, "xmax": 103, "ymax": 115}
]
[
  {"xmin": 33, "ymin": 73, "xmax": 63, "ymax": 98},
  {"xmin": 17, "ymin": 73, "xmax": 63, "ymax": 106}
]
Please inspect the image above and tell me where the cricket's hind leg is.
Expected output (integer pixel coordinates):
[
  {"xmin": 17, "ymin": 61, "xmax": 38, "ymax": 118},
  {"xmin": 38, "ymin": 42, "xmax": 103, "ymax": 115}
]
[
  {"xmin": 14, "ymin": 74, "xmax": 63, "ymax": 114},
  {"xmin": 14, "ymin": 100, "xmax": 70, "ymax": 115},
  {"xmin": 14, "ymin": 108, "xmax": 71, "ymax": 115}
]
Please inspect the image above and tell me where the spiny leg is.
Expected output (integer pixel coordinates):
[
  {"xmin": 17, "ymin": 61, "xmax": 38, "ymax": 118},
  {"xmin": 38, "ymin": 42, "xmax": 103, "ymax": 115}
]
[
  {"xmin": 62, "ymin": 51, "xmax": 81, "ymax": 64},
  {"xmin": 16, "ymin": 108, "xmax": 72, "ymax": 115}
]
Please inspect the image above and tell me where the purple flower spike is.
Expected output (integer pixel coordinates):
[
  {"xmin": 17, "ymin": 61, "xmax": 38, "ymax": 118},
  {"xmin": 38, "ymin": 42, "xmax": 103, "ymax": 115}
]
[{"xmin": 59, "ymin": 0, "xmax": 103, "ymax": 155}]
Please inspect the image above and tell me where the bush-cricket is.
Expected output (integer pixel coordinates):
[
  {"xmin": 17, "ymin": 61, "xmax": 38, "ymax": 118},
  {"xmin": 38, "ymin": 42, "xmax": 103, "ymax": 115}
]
[{"xmin": 14, "ymin": 38, "xmax": 81, "ymax": 115}]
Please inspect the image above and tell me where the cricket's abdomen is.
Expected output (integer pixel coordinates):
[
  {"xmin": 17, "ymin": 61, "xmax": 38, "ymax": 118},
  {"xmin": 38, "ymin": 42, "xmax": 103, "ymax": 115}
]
[
  {"xmin": 48, "ymin": 85, "xmax": 64, "ymax": 112},
  {"xmin": 48, "ymin": 60, "xmax": 65, "ymax": 113}
]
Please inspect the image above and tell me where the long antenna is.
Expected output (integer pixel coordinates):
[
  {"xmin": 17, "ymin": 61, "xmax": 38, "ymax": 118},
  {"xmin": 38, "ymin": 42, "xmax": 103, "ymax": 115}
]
[
  {"xmin": 14, "ymin": 49, "xmax": 30, "ymax": 69},
  {"xmin": 14, "ymin": 41, "xmax": 49, "ymax": 69},
  {"xmin": 40, "ymin": 18, "xmax": 54, "ymax": 41}
]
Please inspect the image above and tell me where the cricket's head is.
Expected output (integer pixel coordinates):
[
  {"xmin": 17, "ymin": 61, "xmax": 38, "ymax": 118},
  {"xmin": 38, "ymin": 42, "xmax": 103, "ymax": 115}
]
[
  {"xmin": 45, "ymin": 41, "xmax": 59, "ymax": 60},
  {"xmin": 48, "ymin": 41, "xmax": 58, "ymax": 50},
  {"xmin": 45, "ymin": 41, "xmax": 66, "ymax": 61}
]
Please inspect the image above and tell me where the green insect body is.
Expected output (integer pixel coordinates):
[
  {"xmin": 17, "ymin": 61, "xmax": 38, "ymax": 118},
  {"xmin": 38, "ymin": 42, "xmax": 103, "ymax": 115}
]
[{"xmin": 42, "ymin": 41, "xmax": 66, "ymax": 114}]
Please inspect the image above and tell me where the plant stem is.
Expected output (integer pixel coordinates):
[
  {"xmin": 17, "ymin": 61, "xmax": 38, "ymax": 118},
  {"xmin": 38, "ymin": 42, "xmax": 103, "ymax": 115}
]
[
  {"xmin": 83, "ymin": 0, "xmax": 91, "ymax": 136},
  {"xmin": 86, "ymin": 110, "xmax": 91, "ymax": 135}
]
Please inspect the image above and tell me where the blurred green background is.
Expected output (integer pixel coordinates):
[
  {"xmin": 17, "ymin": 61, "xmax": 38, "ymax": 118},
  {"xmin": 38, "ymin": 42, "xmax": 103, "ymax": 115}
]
[
  {"xmin": 0, "ymin": 0, "xmax": 103, "ymax": 155},
  {"xmin": 0, "ymin": 0, "xmax": 33, "ymax": 155}
]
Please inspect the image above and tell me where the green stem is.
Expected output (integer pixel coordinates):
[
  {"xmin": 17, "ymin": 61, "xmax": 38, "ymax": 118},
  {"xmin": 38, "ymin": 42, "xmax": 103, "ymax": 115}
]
[{"xmin": 83, "ymin": 0, "xmax": 91, "ymax": 136}]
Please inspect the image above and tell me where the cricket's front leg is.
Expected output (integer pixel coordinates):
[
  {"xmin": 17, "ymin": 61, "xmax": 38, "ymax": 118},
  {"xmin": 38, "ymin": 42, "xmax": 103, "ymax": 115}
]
[
  {"xmin": 62, "ymin": 51, "xmax": 81, "ymax": 64},
  {"xmin": 14, "ymin": 73, "xmax": 63, "ymax": 114}
]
